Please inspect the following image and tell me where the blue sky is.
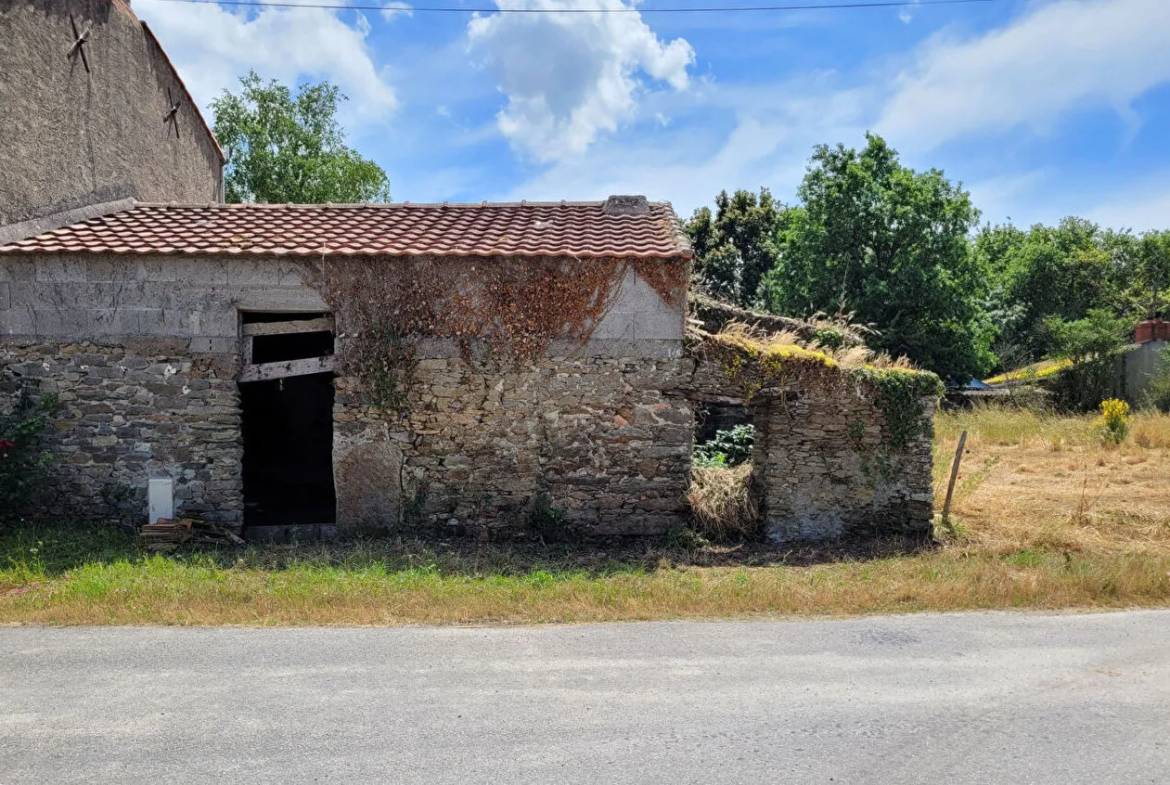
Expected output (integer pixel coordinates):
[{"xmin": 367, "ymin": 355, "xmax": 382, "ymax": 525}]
[{"xmin": 136, "ymin": 0, "xmax": 1170, "ymax": 229}]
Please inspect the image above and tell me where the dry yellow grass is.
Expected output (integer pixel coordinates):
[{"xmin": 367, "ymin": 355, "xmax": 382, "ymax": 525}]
[
  {"xmin": 934, "ymin": 408, "xmax": 1170, "ymax": 557},
  {"xmin": 2, "ymin": 406, "xmax": 1169, "ymax": 626},
  {"xmin": 687, "ymin": 463, "xmax": 759, "ymax": 541}
]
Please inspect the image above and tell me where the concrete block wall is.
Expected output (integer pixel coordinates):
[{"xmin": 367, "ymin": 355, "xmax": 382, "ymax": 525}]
[{"xmin": 0, "ymin": 255, "xmax": 326, "ymax": 345}]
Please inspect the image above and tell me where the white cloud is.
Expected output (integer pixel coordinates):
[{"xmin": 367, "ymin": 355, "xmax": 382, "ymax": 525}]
[
  {"xmin": 502, "ymin": 0, "xmax": 1170, "ymax": 226},
  {"xmin": 381, "ymin": 2, "xmax": 413, "ymax": 21},
  {"xmin": 1084, "ymin": 181, "xmax": 1170, "ymax": 232},
  {"xmin": 878, "ymin": 0, "xmax": 1170, "ymax": 150},
  {"xmin": 136, "ymin": 1, "xmax": 399, "ymax": 126},
  {"xmin": 498, "ymin": 77, "xmax": 873, "ymax": 215},
  {"xmin": 466, "ymin": 0, "xmax": 695, "ymax": 161}
]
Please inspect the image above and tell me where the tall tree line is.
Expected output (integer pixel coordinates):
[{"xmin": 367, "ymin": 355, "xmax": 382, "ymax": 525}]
[{"xmin": 687, "ymin": 134, "xmax": 1170, "ymax": 382}]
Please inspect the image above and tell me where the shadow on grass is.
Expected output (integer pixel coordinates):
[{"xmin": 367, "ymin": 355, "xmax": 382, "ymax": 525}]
[{"xmin": 0, "ymin": 524, "xmax": 938, "ymax": 581}]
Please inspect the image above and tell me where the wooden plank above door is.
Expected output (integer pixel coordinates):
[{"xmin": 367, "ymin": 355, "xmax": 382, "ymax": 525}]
[
  {"xmin": 242, "ymin": 317, "xmax": 334, "ymax": 337},
  {"xmin": 238, "ymin": 356, "xmax": 336, "ymax": 383}
]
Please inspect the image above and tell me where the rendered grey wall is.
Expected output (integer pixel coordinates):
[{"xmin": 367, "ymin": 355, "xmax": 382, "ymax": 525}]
[
  {"xmin": 0, "ymin": 255, "xmax": 684, "ymax": 356},
  {"xmin": 0, "ymin": 0, "xmax": 223, "ymax": 228},
  {"xmin": 1119, "ymin": 340, "xmax": 1167, "ymax": 403}
]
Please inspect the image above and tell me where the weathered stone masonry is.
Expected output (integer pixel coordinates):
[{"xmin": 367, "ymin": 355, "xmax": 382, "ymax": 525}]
[
  {"xmin": 1, "ymin": 219, "xmax": 937, "ymax": 542},
  {"xmin": 0, "ymin": 338, "xmax": 243, "ymax": 526},
  {"xmin": 0, "ymin": 252, "xmax": 699, "ymax": 536},
  {"xmin": 333, "ymin": 354, "xmax": 694, "ymax": 537},
  {"xmin": 681, "ymin": 348, "xmax": 936, "ymax": 542},
  {"xmin": 752, "ymin": 392, "xmax": 934, "ymax": 541}
]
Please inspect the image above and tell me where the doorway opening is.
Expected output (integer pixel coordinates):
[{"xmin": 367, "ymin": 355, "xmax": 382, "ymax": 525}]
[
  {"xmin": 238, "ymin": 312, "xmax": 336, "ymax": 534},
  {"xmin": 693, "ymin": 403, "xmax": 755, "ymax": 466},
  {"xmin": 687, "ymin": 402, "xmax": 758, "ymax": 542}
]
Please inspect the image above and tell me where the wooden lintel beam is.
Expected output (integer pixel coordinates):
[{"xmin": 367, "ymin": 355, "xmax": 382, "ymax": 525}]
[
  {"xmin": 242, "ymin": 317, "xmax": 334, "ymax": 337},
  {"xmin": 238, "ymin": 356, "xmax": 336, "ymax": 383}
]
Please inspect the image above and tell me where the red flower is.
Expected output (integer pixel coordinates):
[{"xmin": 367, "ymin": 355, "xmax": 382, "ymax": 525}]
[{"xmin": 0, "ymin": 439, "xmax": 13, "ymax": 451}]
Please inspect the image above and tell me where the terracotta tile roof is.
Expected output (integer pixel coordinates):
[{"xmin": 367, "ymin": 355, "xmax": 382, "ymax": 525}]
[{"xmin": 0, "ymin": 199, "xmax": 692, "ymax": 260}]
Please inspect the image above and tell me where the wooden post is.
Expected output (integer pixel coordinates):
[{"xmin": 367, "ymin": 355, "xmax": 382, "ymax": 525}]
[{"xmin": 942, "ymin": 430, "xmax": 968, "ymax": 524}]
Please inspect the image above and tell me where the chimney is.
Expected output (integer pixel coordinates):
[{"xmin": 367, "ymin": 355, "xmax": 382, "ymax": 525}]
[
  {"xmin": 1136, "ymin": 316, "xmax": 1167, "ymax": 344},
  {"xmin": 602, "ymin": 195, "xmax": 650, "ymax": 216}
]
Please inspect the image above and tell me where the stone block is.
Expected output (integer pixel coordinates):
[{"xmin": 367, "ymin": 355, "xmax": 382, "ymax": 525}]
[
  {"xmin": 34, "ymin": 259, "xmax": 87, "ymax": 283},
  {"xmin": 334, "ymin": 439, "xmax": 403, "ymax": 531},
  {"xmin": 0, "ymin": 259, "xmax": 35, "ymax": 282},
  {"xmin": 86, "ymin": 259, "xmax": 145, "ymax": 283},
  {"xmin": 88, "ymin": 308, "xmax": 141, "ymax": 336},
  {"xmin": 235, "ymin": 286, "xmax": 328, "ymax": 313}
]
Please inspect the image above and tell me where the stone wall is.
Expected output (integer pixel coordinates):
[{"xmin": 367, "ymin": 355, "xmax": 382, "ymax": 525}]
[
  {"xmin": 0, "ymin": 252, "xmax": 691, "ymax": 534},
  {"xmin": 682, "ymin": 346, "xmax": 936, "ymax": 543},
  {"xmin": 752, "ymin": 391, "xmax": 934, "ymax": 542},
  {"xmin": 0, "ymin": 251, "xmax": 937, "ymax": 541},
  {"xmin": 0, "ymin": 337, "xmax": 242, "ymax": 526},
  {"xmin": 0, "ymin": 0, "xmax": 223, "ymax": 232},
  {"xmin": 333, "ymin": 355, "xmax": 694, "ymax": 538}
]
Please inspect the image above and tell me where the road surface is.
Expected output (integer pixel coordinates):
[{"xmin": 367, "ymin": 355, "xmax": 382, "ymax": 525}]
[{"xmin": 2, "ymin": 611, "xmax": 1168, "ymax": 783}]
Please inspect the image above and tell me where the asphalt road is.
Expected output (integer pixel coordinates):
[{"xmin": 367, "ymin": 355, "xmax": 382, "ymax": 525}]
[{"xmin": 2, "ymin": 611, "xmax": 1168, "ymax": 784}]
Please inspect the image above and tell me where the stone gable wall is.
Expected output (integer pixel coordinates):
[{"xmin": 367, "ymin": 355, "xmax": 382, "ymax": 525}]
[{"xmin": 0, "ymin": 0, "xmax": 223, "ymax": 229}]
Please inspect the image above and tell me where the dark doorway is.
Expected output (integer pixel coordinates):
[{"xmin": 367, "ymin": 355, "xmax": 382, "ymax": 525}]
[{"xmin": 239, "ymin": 313, "xmax": 336, "ymax": 529}]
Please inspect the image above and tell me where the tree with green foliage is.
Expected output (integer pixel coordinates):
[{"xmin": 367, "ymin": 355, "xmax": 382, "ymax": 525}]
[
  {"xmin": 212, "ymin": 72, "xmax": 391, "ymax": 204},
  {"xmin": 685, "ymin": 189, "xmax": 785, "ymax": 307},
  {"xmin": 1120, "ymin": 230, "xmax": 1170, "ymax": 319},
  {"xmin": 994, "ymin": 218, "xmax": 1123, "ymax": 357},
  {"xmin": 763, "ymin": 134, "xmax": 994, "ymax": 382},
  {"xmin": 1043, "ymin": 308, "xmax": 1130, "ymax": 411}
]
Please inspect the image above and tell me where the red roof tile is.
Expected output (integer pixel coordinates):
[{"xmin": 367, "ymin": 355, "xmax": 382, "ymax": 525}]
[{"xmin": 0, "ymin": 200, "xmax": 692, "ymax": 260}]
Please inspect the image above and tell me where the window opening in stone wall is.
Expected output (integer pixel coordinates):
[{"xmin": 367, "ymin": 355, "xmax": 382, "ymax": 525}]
[
  {"xmin": 687, "ymin": 403, "xmax": 758, "ymax": 543},
  {"xmin": 238, "ymin": 312, "xmax": 336, "ymax": 538}
]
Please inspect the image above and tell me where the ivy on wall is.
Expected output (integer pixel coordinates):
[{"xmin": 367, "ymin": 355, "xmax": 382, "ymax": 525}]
[{"xmin": 308, "ymin": 255, "xmax": 689, "ymax": 412}]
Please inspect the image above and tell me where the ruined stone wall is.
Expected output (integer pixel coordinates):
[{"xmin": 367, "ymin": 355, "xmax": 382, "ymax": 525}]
[
  {"xmin": 752, "ymin": 391, "xmax": 934, "ymax": 542},
  {"xmin": 0, "ymin": 337, "xmax": 242, "ymax": 526}
]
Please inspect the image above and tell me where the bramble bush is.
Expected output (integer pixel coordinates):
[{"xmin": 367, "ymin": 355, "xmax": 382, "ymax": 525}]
[
  {"xmin": 0, "ymin": 392, "xmax": 57, "ymax": 528},
  {"xmin": 693, "ymin": 424, "xmax": 755, "ymax": 468}
]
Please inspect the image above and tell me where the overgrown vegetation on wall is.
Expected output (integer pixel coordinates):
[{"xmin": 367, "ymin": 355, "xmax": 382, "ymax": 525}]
[
  {"xmin": 692, "ymin": 326, "xmax": 942, "ymax": 455},
  {"xmin": 309, "ymin": 256, "xmax": 689, "ymax": 411}
]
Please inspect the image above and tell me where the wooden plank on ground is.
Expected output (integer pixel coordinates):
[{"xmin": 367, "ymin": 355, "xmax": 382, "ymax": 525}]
[
  {"xmin": 238, "ymin": 356, "xmax": 336, "ymax": 383},
  {"xmin": 242, "ymin": 317, "xmax": 334, "ymax": 337}
]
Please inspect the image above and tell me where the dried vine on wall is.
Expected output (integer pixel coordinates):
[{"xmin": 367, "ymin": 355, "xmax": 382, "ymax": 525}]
[{"xmin": 307, "ymin": 255, "xmax": 689, "ymax": 411}]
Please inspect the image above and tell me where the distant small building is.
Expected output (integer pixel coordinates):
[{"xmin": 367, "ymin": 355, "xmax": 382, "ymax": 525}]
[{"xmin": 1120, "ymin": 317, "xmax": 1170, "ymax": 403}]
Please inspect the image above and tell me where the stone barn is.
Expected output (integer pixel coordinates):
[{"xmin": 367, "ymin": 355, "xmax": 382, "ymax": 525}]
[{"xmin": 0, "ymin": 196, "xmax": 938, "ymax": 542}]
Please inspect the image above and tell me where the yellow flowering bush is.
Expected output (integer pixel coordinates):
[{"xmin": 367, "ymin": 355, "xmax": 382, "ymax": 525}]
[
  {"xmin": 984, "ymin": 358, "xmax": 1073, "ymax": 386},
  {"xmin": 1099, "ymin": 398, "xmax": 1132, "ymax": 444}
]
